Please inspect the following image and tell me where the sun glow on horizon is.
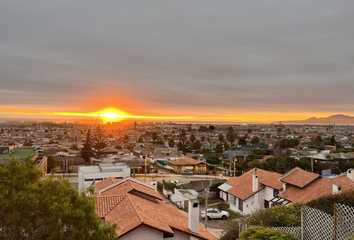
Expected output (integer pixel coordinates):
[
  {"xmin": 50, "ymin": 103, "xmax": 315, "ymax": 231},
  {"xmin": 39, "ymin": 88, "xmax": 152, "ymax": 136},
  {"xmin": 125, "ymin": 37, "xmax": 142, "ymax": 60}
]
[{"xmin": 0, "ymin": 107, "xmax": 351, "ymax": 123}]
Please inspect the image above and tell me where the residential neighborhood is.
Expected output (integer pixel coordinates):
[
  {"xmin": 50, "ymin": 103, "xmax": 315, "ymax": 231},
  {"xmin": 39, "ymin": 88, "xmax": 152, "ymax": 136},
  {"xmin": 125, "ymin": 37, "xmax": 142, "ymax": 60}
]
[{"xmin": 2, "ymin": 119, "xmax": 354, "ymax": 239}]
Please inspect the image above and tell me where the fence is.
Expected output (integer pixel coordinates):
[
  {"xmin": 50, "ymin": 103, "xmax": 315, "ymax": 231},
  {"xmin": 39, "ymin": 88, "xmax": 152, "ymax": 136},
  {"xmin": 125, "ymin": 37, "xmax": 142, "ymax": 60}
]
[{"xmin": 240, "ymin": 203, "xmax": 354, "ymax": 240}]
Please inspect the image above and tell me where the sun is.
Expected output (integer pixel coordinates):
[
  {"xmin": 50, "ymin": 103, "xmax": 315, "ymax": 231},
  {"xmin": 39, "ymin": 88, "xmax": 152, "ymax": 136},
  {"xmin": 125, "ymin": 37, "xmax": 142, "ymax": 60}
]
[{"xmin": 103, "ymin": 112, "xmax": 119, "ymax": 119}]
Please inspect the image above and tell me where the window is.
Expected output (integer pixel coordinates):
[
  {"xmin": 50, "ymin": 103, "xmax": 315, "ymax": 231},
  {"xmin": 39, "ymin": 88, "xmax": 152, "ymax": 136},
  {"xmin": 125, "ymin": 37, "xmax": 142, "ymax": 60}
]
[
  {"xmin": 273, "ymin": 189, "xmax": 279, "ymax": 197},
  {"xmin": 177, "ymin": 166, "xmax": 182, "ymax": 170},
  {"xmin": 239, "ymin": 199, "xmax": 243, "ymax": 212}
]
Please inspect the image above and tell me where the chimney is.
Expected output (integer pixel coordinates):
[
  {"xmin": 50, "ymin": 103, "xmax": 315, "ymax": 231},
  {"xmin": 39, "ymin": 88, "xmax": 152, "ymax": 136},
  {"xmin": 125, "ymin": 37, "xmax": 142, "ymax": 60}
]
[
  {"xmin": 253, "ymin": 168, "xmax": 258, "ymax": 192},
  {"xmin": 332, "ymin": 183, "xmax": 342, "ymax": 195},
  {"xmin": 188, "ymin": 199, "xmax": 199, "ymax": 235},
  {"xmin": 150, "ymin": 181, "xmax": 157, "ymax": 191},
  {"xmin": 347, "ymin": 168, "xmax": 354, "ymax": 181}
]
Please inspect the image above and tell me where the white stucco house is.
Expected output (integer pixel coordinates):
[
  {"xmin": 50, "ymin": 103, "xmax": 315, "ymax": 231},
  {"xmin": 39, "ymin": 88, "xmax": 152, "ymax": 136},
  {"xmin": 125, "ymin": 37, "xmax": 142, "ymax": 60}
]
[{"xmin": 218, "ymin": 168, "xmax": 283, "ymax": 215}]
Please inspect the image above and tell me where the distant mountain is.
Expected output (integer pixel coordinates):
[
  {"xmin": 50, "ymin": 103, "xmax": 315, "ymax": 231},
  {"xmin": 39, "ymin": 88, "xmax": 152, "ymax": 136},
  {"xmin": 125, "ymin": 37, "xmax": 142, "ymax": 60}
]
[{"xmin": 280, "ymin": 114, "xmax": 354, "ymax": 125}]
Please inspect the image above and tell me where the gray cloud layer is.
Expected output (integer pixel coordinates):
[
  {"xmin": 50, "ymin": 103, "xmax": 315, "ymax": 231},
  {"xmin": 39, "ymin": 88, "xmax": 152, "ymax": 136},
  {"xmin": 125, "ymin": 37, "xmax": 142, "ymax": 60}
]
[{"xmin": 1, "ymin": 1, "xmax": 354, "ymax": 115}]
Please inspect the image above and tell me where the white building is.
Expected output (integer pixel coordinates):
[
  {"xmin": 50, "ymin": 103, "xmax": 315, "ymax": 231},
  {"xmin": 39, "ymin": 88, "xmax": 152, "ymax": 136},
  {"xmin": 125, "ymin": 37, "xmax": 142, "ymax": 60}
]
[
  {"xmin": 218, "ymin": 168, "xmax": 283, "ymax": 215},
  {"xmin": 78, "ymin": 162, "xmax": 130, "ymax": 191}
]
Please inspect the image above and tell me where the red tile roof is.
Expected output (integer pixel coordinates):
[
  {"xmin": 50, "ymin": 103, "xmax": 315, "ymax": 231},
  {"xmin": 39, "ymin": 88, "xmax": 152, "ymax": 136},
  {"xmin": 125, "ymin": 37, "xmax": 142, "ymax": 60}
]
[
  {"xmin": 281, "ymin": 169, "xmax": 320, "ymax": 188},
  {"xmin": 278, "ymin": 176, "xmax": 354, "ymax": 203},
  {"xmin": 95, "ymin": 177, "xmax": 216, "ymax": 240},
  {"xmin": 167, "ymin": 157, "xmax": 205, "ymax": 166},
  {"xmin": 226, "ymin": 168, "xmax": 282, "ymax": 200},
  {"xmin": 96, "ymin": 195, "xmax": 125, "ymax": 217},
  {"xmin": 95, "ymin": 176, "xmax": 119, "ymax": 193}
]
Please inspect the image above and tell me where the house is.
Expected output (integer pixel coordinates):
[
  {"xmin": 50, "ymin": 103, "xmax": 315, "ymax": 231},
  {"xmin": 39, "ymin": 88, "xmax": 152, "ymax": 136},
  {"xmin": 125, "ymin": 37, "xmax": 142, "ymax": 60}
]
[
  {"xmin": 0, "ymin": 145, "xmax": 14, "ymax": 155},
  {"xmin": 270, "ymin": 168, "xmax": 354, "ymax": 205},
  {"xmin": 312, "ymin": 152, "xmax": 354, "ymax": 164},
  {"xmin": 78, "ymin": 163, "xmax": 131, "ymax": 191},
  {"xmin": 324, "ymin": 145, "xmax": 336, "ymax": 151},
  {"xmin": 167, "ymin": 157, "xmax": 207, "ymax": 174},
  {"xmin": 94, "ymin": 177, "xmax": 216, "ymax": 240},
  {"xmin": 153, "ymin": 147, "xmax": 183, "ymax": 160},
  {"xmin": 182, "ymin": 180, "xmax": 225, "ymax": 198},
  {"xmin": 218, "ymin": 168, "xmax": 283, "ymax": 215},
  {"xmin": 281, "ymin": 148, "xmax": 298, "ymax": 155}
]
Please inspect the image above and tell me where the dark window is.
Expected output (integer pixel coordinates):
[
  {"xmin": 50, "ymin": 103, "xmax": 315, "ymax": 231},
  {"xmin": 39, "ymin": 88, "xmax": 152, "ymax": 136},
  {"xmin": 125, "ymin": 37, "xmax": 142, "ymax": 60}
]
[
  {"xmin": 273, "ymin": 189, "xmax": 279, "ymax": 197},
  {"xmin": 239, "ymin": 199, "xmax": 243, "ymax": 212}
]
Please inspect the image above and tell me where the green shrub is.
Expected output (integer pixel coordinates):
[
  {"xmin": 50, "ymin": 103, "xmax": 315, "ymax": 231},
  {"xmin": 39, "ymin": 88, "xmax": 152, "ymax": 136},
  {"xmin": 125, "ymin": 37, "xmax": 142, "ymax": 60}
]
[
  {"xmin": 344, "ymin": 162, "xmax": 354, "ymax": 171},
  {"xmin": 239, "ymin": 226, "xmax": 297, "ymax": 240},
  {"xmin": 306, "ymin": 189, "xmax": 354, "ymax": 215},
  {"xmin": 220, "ymin": 222, "xmax": 239, "ymax": 240},
  {"xmin": 247, "ymin": 202, "xmax": 302, "ymax": 227}
]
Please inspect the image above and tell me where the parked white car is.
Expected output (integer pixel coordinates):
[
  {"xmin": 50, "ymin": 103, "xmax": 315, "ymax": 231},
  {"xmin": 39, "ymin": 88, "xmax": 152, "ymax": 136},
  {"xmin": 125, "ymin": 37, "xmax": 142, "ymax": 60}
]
[
  {"xmin": 201, "ymin": 208, "xmax": 229, "ymax": 220},
  {"xmin": 169, "ymin": 180, "xmax": 181, "ymax": 186}
]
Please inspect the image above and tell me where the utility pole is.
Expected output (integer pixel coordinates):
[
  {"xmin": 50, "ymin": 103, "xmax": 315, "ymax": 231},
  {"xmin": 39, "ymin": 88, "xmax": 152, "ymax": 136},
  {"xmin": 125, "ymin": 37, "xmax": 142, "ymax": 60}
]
[
  {"xmin": 144, "ymin": 156, "xmax": 147, "ymax": 183},
  {"xmin": 234, "ymin": 158, "xmax": 237, "ymax": 177},
  {"xmin": 205, "ymin": 189, "xmax": 208, "ymax": 229}
]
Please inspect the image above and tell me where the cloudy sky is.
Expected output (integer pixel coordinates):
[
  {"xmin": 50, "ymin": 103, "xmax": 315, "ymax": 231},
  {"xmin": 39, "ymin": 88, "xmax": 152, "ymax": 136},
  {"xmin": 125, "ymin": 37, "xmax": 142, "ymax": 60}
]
[{"xmin": 1, "ymin": 1, "xmax": 354, "ymax": 122}]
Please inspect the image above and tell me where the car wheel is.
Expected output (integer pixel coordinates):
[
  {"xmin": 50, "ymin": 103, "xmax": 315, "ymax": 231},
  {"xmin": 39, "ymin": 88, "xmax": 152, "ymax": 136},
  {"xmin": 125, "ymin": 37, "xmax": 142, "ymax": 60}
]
[
  {"xmin": 222, "ymin": 215, "xmax": 227, "ymax": 220},
  {"xmin": 207, "ymin": 216, "xmax": 210, "ymax": 221}
]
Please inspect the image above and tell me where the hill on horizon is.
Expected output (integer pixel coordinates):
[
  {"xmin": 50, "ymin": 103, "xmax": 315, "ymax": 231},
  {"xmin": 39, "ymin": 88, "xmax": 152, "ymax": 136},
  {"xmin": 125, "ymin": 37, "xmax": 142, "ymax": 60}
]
[{"xmin": 280, "ymin": 114, "xmax": 354, "ymax": 125}]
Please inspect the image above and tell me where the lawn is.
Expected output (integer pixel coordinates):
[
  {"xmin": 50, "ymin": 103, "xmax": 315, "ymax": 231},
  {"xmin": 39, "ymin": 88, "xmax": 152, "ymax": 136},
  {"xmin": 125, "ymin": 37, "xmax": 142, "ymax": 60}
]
[{"xmin": 0, "ymin": 148, "xmax": 35, "ymax": 160}]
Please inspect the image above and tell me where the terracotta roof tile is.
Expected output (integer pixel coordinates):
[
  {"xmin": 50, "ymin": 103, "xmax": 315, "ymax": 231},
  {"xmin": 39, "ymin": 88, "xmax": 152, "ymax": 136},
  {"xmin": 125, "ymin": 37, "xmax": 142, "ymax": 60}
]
[
  {"xmin": 95, "ymin": 178, "xmax": 216, "ymax": 240},
  {"xmin": 281, "ymin": 169, "xmax": 320, "ymax": 188},
  {"xmin": 278, "ymin": 176, "xmax": 354, "ymax": 203},
  {"xmin": 95, "ymin": 176, "xmax": 119, "ymax": 193},
  {"xmin": 167, "ymin": 157, "xmax": 205, "ymax": 166},
  {"xmin": 95, "ymin": 195, "xmax": 125, "ymax": 217},
  {"xmin": 259, "ymin": 172, "xmax": 283, "ymax": 190},
  {"xmin": 226, "ymin": 168, "xmax": 269, "ymax": 200}
]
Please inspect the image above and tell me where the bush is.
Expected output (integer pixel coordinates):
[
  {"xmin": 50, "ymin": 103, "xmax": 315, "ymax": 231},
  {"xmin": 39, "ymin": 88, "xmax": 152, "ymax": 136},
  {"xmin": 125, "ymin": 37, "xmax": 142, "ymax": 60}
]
[
  {"xmin": 344, "ymin": 162, "xmax": 354, "ymax": 171},
  {"xmin": 247, "ymin": 202, "xmax": 302, "ymax": 227},
  {"xmin": 239, "ymin": 226, "xmax": 297, "ymax": 240},
  {"xmin": 306, "ymin": 189, "xmax": 354, "ymax": 215},
  {"xmin": 220, "ymin": 222, "xmax": 239, "ymax": 240}
]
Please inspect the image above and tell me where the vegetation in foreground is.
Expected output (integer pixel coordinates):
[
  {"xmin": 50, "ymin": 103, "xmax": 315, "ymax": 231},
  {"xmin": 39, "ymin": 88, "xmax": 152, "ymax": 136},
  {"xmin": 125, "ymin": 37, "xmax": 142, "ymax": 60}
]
[{"xmin": 0, "ymin": 157, "xmax": 117, "ymax": 240}]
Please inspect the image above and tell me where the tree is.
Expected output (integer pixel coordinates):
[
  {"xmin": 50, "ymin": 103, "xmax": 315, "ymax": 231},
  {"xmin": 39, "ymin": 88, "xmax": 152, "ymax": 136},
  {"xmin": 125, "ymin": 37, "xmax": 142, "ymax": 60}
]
[
  {"xmin": 0, "ymin": 157, "xmax": 117, "ymax": 240},
  {"xmin": 187, "ymin": 124, "xmax": 192, "ymax": 132},
  {"xmin": 46, "ymin": 154, "xmax": 56, "ymax": 173},
  {"xmin": 218, "ymin": 133, "xmax": 224, "ymax": 142},
  {"xmin": 238, "ymin": 137, "xmax": 247, "ymax": 146},
  {"xmin": 91, "ymin": 116, "xmax": 108, "ymax": 152},
  {"xmin": 168, "ymin": 139, "xmax": 175, "ymax": 147},
  {"xmin": 215, "ymin": 143, "xmax": 223, "ymax": 153},
  {"xmin": 190, "ymin": 134, "xmax": 196, "ymax": 142},
  {"xmin": 192, "ymin": 140, "xmax": 202, "ymax": 150},
  {"xmin": 226, "ymin": 127, "xmax": 236, "ymax": 148},
  {"xmin": 163, "ymin": 134, "xmax": 169, "ymax": 141},
  {"xmin": 70, "ymin": 144, "xmax": 79, "ymax": 151},
  {"xmin": 224, "ymin": 142, "xmax": 230, "ymax": 151},
  {"xmin": 330, "ymin": 135, "xmax": 336, "ymax": 146},
  {"xmin": 81, "ymin": 127, "xmax": 95, "ymax": 163},
  {"xmin": 177, "ymin": 129, "xmax": 190, "ymax": 153},
  {"xmin": 201, "ymin": 135, "xmax": 205, "ymax": 142},
  {"xmin": 250, "ymin": 136, "xmax": 260, "ymax": 144},
  {"xmin": 152, "ymin": 132, "xmax": 158, "ymax": 143}
]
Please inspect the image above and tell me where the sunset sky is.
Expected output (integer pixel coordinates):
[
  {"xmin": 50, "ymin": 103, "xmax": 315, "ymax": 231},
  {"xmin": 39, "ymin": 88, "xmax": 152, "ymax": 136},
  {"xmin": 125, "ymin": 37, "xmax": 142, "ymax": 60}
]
[{"xmin": 1, "ymin": 1, "xmax": 354, "ymax": 123}]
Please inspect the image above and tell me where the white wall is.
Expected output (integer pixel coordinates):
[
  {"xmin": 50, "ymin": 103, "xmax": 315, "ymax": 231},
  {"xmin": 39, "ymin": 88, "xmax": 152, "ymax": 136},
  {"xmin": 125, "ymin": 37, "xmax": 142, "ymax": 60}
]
[
  {"xmin": 119, "ymin": 225, "xmax": 204, "ymax": 240},
  {"xmin": 119, "ymin": 225, "xmax": 162, "ymax": 240}
]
